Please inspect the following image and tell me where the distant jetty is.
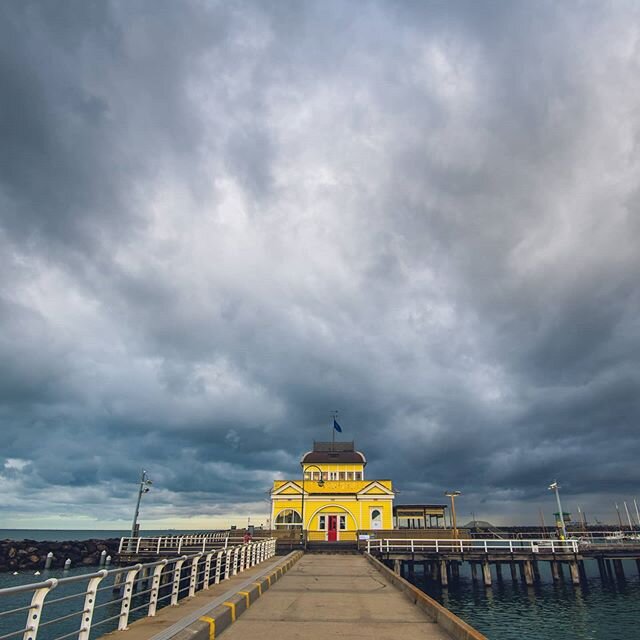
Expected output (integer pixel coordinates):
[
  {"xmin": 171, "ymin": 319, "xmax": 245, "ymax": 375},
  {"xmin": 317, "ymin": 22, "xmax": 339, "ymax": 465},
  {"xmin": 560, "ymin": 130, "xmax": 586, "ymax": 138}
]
[{"xmin": 0, "ymin": 537, "xmax": 120, "ymax": 572}]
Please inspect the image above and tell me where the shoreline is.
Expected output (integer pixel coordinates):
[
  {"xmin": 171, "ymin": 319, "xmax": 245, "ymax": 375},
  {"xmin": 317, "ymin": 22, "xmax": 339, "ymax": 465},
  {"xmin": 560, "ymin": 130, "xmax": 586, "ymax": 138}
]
[{"xmin": 0, "ymin": 537, "xmax": 121, "ymax": 572}]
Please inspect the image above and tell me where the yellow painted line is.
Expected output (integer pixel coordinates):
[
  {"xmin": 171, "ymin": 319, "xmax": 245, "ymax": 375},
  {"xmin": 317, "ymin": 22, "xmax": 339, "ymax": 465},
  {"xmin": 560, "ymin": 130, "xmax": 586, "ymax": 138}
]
[
  {"xmin": 238, "ymin": 590, "xmax": 251, "ymax": 607},
  {"xmin": 199, "ymin": 616, "xmax": 215, "ymax": 640},
  {"xmin": 252, "ymin": 581, "xmax": 263, "ymax": 595},
  {"xmin": 223, "ymin": 601, "xmax": 236, "ymax": 622}
]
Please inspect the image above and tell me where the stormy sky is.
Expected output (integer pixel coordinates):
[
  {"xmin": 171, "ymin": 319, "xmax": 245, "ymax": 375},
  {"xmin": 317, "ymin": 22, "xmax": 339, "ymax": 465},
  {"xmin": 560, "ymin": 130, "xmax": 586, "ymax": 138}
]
[{"xmin": 1, "ymin": 0, "xmax": 640, "ymax": 530}]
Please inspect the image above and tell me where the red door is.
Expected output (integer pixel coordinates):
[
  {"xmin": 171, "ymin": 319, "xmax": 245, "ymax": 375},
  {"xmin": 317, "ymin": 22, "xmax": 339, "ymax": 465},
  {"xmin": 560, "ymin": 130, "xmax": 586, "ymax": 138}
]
[{"xmin": 327, "ymin": 515, "xmax": 338, "ymax": 541}]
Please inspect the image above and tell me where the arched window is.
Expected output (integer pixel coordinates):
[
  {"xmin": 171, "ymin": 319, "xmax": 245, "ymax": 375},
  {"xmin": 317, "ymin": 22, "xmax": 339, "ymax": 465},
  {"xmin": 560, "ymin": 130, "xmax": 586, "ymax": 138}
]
[
  {"xmin": 371, "ymin": 509, "xmax": 382, "ymax": 529},
  {"xmin": 275, "ymin": 509, "xmax": 302, "ymax": 529}
]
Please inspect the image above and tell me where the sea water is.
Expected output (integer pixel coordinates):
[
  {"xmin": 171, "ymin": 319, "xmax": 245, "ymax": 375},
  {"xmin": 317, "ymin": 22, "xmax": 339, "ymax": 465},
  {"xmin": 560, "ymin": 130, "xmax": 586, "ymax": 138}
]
[{"xmin": 411, "ymin": 558, "xmax": 640, "ymax": 640}]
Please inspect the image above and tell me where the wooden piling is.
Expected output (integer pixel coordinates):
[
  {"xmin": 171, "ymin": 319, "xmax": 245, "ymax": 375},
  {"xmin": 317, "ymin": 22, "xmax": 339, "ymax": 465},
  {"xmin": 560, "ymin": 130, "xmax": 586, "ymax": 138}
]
[
  {"xmin": 495, "ymin": 563, "xmax": 502, "ymax": 581},
  {"xmin": 482, "ymin": 560, "xmax": 492, "ymax": 587},
  {"xmin": 510, "ymin": 562, "xmax": 517, "ymax": 581},
  {"xmin": 440, "ymin": 559, "xmax": 448, "ymax": 586},
  {"xmin": 471, "ymin": 562, "xmax": 478, "ymax": 582},
  {"xmin": 605, "ymin": 559, "xmax": 614, "ymax": 580},
  {"xmin": 550, "ymin": 560, "xmax": 560, "ymax": 582},
  {"xmin": 569, "ymin": 561, "xmax": 580, "ymax": 585},
  {"xmin": 532, "ymin": 560, "xmax": 541, "ymax": 582},
  {"xmin": 523, "ymin": 560, "xmax": 534, "ymax": 586},
  {"xmin": 597, "ymin": 557, "xmax": 607, "ymax": 580},
  {"xmin": 613, "ymin": 559, "xmax": 625, "ymax": 580}
]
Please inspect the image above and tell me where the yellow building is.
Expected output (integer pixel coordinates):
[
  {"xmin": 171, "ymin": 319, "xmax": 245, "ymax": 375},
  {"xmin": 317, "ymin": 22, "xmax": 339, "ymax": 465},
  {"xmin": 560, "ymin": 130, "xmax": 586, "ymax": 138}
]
[{"xmin": 270, "ymin": 441, "xmax": 394, "ymax": 542}]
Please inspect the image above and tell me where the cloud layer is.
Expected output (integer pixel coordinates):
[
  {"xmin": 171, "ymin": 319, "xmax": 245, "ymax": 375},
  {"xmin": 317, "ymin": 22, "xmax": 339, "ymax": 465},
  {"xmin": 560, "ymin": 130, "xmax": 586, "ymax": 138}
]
[{"xmin": 1, "ymin": 0, "xmax": 640, "ymax": 528}]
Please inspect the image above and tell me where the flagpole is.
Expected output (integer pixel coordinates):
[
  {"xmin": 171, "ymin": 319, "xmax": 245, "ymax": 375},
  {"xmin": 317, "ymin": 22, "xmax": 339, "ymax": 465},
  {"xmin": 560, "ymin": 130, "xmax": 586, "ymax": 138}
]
[{"xmin": 331, "ymin": 411, "xmax": 338, "ymax": 450}]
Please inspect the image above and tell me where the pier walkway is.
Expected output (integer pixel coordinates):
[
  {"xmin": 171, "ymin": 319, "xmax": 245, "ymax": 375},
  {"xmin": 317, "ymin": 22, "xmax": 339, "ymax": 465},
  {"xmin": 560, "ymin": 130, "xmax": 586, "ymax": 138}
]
[{"xmin": 220, "ymin": 554, "xmax": 450, "ymax": 640}]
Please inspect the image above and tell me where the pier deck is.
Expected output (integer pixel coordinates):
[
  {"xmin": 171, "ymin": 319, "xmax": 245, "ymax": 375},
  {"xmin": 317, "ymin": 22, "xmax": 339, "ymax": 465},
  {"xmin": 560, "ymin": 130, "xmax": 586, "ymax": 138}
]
[{"xmin": 204, "ymin": 554, "xmax": 452, "ymax": 640}]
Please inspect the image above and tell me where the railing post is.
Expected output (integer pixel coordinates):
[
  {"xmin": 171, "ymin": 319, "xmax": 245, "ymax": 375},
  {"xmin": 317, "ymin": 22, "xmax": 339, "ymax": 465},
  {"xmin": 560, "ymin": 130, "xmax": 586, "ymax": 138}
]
[
  {"xmin": 509, "ymin": 541, "xmax": 513, "ymax": 553},
  {"xmin": 224, "ymin": 549, "xmax": 233, "ymax": 580},
  {"xmin": 118, "ymin": 538, "xmax": 125, "ymax": 553},
  {"xmin": 148, "ymin": 561, "xmax": 168, "ymax": 616},
  {"xmin": 484, "ymin": 540, "xmax": 488, "ymax": 553},
  {"xmin": 118, "ymin": 565, "xmax": 142, "ymax": 630},
  {"xmin": 240, "ymin": 546, "xmax": 247, "ymax": 572},
  {"xmin": 157, "ymin": 537, "xmax": 162, "ymax": 554},
  {"xmin": 78, "ymin": 571, "xmax": 107, "ymax": 640},
  {"xmin": 177, "ymin": 538, "xmax": 183, "ymax": 554},
  {"xmin": 135, "ymin": 538, "xmax": 142, "ymax": 553},
  {"xmin": 551, "ymin": 540, "xmax": 555, "ymax": 553},
  {"xmin": 171, "ymin": 557, "xmax": 187, "ymax": 606},
  {"xmin": 233, "ymin": 547, "xmax": 240, "ymax": 575},
  {"xmin": 215, "ymin": 551, "xmax": 224, "ymax": 584},
  {"xmin": 188, "ymin": 554, "xmax": 202, "ymax": 597},
  {"xmin": 435, "ymin": 539, "xmax": 439, "ymax": 553},
  {"xmin": 203, "ymin": 553, "xmax": 214, "ymax": 588},
  {"xmin": 23, "ymin": 579, "xmax": 57, "ymax": 640}
]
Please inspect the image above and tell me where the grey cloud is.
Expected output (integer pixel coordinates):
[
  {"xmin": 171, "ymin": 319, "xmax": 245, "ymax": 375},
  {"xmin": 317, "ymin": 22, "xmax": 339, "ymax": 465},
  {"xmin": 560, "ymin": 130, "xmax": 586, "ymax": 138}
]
[{"xmin": 1, "ymin": 0, "xmax": 640, "ymax": 528}]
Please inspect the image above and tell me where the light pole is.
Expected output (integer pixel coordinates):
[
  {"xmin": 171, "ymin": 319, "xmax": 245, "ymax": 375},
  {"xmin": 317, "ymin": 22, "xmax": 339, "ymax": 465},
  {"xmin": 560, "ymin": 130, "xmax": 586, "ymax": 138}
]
[
  {"xmin": 444, "ymin": 491, "xmax": 461, "ymax": 538},
  {"xmin": 131, "ymin": 469, "xmax": 153, "ymax": 538},
  {"xmin": 549, "ymin": 481, "xmax": 567, "ymax": 540},
  {"xmin": 300, "ymin": 464, "xmax": 324, "ymax": 549}
]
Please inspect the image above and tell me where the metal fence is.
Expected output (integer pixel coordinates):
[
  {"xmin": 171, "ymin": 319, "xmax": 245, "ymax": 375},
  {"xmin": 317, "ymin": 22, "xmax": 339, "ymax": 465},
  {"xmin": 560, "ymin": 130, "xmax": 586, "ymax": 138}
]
[
  {"xmin": 0, "ymin": 539, "xmax": 275, "ymax": 640},
  {"xmin": 366, "ymin": 538, "xmax": 580, "ymax": 554},
  {"xmin": 117, "ymin": 532, "xmax": 233, "ymax": 555}
]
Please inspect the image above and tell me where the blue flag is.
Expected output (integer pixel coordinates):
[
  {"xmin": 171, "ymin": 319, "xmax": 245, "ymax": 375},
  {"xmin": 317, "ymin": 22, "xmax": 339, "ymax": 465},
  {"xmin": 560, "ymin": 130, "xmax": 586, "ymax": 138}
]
[{"xmin": 333, "ymin": 419, "xmax": 343, "ymax": 433}]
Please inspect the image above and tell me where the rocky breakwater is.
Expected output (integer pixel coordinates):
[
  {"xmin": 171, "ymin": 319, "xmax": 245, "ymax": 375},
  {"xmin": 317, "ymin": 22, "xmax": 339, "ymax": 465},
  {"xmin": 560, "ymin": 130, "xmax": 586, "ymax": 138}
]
[{"xmin": 0, "ymin": 538, "xmax": 121, "ymax": 572}]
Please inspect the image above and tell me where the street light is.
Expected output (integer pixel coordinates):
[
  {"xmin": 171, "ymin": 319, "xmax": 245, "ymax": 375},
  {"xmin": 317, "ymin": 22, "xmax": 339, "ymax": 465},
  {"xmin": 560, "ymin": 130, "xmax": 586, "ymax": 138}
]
[
  {"xmin": 300, "ymin": 464, "xmax": 324, "ymax": 549},
  {"xmin": 549, "ymin": 481, "xmax": 567, "ymax": 540},
  {"xmin": 444, "ymin": 491, "xmax": 461, "ymax": 538},
  {"xmin": 131, "ymin": 469, "xmax": 153, "ymax": 539}
]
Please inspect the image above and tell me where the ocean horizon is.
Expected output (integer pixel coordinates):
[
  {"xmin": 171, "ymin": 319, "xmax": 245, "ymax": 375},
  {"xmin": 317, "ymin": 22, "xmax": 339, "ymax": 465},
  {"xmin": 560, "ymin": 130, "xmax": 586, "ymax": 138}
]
[{"xmin": 0, "ymin": 528, "xmax": 217, "ymax": 541}]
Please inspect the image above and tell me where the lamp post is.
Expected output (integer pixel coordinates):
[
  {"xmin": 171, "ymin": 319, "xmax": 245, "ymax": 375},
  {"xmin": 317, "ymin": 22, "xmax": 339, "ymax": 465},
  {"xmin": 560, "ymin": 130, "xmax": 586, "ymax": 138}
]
[
  {"xmin": 444, "ymin": 491, "xmax": 461, "ymax": 538},
  {"xmin": 548, "ymin": 481, "xmax": 567, "ymax": 540},
  {"xmin": 300, "ymin": 464, "xmax": 324, "ymax": 549},
  {"xmin": 131, "ymin": 469, "xmax": 153, "ymax": 538}
]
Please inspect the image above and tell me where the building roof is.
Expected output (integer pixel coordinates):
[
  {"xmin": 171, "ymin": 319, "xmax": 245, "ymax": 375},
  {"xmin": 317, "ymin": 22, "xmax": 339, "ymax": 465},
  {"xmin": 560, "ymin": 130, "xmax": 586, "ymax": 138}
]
[
  {"xmin": 301, "ymin": 441, "xmax": 367, "ymax": 465},
  {"xmin": 394, "ymin": 504, "xmax": 448, "ymax": 511}
]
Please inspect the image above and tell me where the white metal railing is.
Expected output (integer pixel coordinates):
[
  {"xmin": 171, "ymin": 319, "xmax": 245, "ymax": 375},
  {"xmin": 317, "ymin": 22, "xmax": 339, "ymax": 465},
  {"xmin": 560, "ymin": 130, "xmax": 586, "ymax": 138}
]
[
  {"xmin": 0, "ymin": 539, "xmax": 276, "ymax": 640},
  {"xmin": 365, "ymin": 538, "xmax": 580, "ymax": 554},
  {"xmin": 117, "ymin": 531, "xmax": 233, "ymax": 555},
  {"xmin": 468, "ymin": 530, "xmax": 631, "ymax": 540}
]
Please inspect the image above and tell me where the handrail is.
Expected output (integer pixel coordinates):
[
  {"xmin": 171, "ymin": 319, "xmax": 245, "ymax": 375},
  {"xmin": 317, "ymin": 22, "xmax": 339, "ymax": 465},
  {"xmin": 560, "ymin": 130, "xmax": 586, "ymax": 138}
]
[
  {"xmin": 365, "ymin": 538, "xmax": 580, "ymax": 554},
  {"xmin": 0, "ymin": 539, "xmax": 276, "ymax": 640},
  {"xmin": 118, "ymin": 531, "xmax": 233, "ymax": 555}
]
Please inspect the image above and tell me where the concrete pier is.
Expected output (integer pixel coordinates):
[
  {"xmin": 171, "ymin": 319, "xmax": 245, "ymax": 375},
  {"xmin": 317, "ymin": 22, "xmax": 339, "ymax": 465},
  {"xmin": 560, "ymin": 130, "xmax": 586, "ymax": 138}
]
[
  {"xmin": 221, "ymin": 555, "xmax": 472, "ymax": 640},
  {"xmin": 105, "ymin": 553, "xmax": 486, "ymax": 640}
]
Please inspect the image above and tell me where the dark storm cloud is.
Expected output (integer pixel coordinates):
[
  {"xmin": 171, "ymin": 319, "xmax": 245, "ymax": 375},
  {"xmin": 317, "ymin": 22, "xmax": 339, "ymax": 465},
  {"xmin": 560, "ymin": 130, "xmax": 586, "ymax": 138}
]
[{"xmin": 1, "ymin": 0, "xmax": 640, "ymax": 527}]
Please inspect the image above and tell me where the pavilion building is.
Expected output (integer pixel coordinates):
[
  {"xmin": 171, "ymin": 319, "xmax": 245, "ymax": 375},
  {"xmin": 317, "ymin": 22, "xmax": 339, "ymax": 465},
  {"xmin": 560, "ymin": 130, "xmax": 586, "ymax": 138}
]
[{"xmin": 270, "ymin": 441, "xmax": 394, "ymax": 542}]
